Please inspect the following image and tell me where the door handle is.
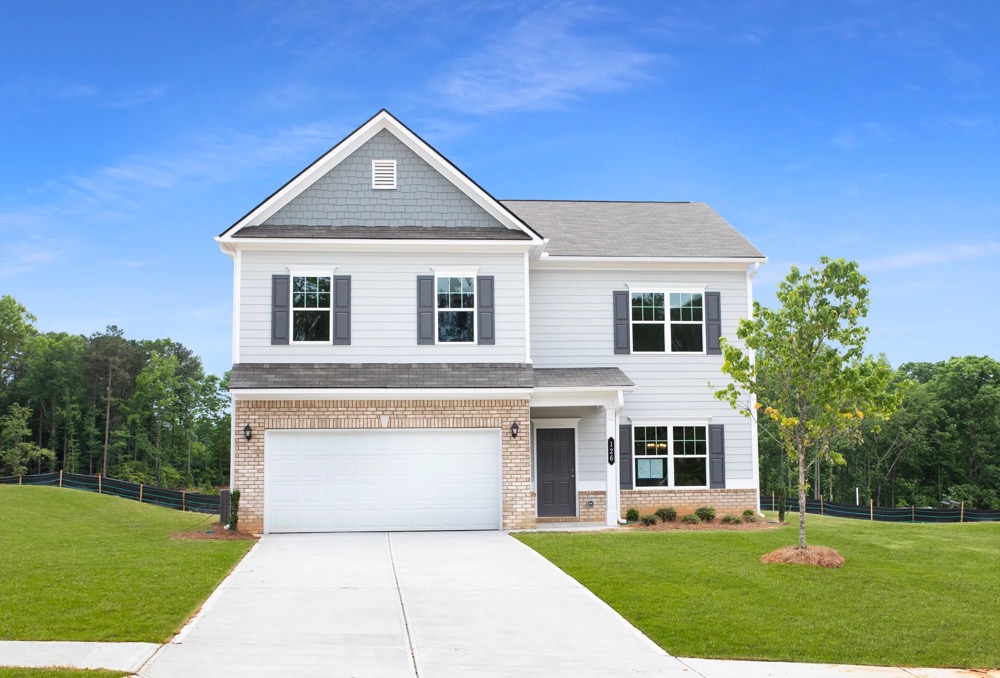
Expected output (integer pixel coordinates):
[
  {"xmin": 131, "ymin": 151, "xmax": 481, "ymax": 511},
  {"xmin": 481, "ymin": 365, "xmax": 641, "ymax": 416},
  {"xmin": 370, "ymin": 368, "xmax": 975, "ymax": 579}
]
[{"xmin": 571, "ymin": 468, "xmax": 575, "ymax": 479}]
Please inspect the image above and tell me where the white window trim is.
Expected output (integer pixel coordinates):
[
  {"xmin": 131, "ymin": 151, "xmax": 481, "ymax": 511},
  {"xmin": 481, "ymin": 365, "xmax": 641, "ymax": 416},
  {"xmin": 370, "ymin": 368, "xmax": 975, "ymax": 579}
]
[
  {"xmin": 627, "ymin": 288, "xmax": 708, "ymax": 356},
  {"xmin": 434, "ymin": 273, "xmax": 477, "ymax": 346},
  {"xmin": 631, "ymin": 422, "xmax": 711, "ymax": 490},
  {"xmin": 371, "ymin": 159, "xmax": 396, "ymax": 190},
  {"xmin": 289, "ymin": 269, "xmax": 336, "ymax": 345}
]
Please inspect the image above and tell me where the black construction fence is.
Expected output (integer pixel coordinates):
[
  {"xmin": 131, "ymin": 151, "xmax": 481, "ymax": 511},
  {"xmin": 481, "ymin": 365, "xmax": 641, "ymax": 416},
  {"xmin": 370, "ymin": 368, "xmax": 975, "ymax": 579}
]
[
  {"xmin": 760, "ymin": 495, "xmax": 1000, "ymax": 523},
  {"xmin": 0, "ymin": 471, "xmax": 225, "ymax": 516}
]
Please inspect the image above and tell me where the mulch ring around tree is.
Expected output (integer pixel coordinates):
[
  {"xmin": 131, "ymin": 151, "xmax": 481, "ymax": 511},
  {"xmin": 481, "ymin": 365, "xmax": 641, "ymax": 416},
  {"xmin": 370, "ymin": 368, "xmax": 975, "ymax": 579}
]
[
  {"xmin": 628, "ymin": 519, "xmax": 783, "ymax": 532},
  {"xmin": 171, "ymin": 522, "xmax": 259, "ymax": 541},
  {"xmin": 761, "ymin": 545, "xmax": 845, "ymax": 568}
]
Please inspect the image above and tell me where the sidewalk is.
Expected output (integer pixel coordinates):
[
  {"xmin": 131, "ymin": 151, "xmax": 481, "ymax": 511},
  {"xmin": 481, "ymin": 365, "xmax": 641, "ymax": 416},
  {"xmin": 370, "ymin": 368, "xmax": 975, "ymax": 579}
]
[
  {"xmin": 680, "ymin": 658, "xmax": 998, "ymax": 677},
  {"xmin": 0, "ymin": 640, "xmax": 158, "ymax": 673}
]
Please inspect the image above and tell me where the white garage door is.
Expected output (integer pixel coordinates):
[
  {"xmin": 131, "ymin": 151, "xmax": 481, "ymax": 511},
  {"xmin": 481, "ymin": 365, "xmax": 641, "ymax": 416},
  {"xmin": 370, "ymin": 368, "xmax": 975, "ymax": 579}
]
[{"xmin": 265, "ymin": 429, "xmax": 502, "ymax": 533}]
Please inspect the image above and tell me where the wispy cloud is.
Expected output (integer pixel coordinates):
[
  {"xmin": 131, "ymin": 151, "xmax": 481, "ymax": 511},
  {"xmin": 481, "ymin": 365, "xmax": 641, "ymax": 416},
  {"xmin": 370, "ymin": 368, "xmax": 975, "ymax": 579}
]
[
  {"xmin": 863, "ymin": 241, "xmax": 1000, "ymax": 272},
  {"xmin": 0, "ymin": 240, "xmax": 63, "ymax": 279},
  {"xmin": 833, "ymin": 121, "xmax": 889, "ymax": 150},
  {"xmin": 432, "ymin": 3, "xmax": 658, "ymax": 114},
  {"xmin": 106, "ymin": 84, "xmax": 167, "ymax": 109}
]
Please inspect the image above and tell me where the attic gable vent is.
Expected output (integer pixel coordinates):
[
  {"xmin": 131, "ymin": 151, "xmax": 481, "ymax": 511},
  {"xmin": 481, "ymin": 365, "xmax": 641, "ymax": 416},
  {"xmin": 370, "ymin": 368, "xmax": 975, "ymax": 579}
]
[{"xmin": 372, "ymin": 159, "xmax": 397, "ymax": 190}]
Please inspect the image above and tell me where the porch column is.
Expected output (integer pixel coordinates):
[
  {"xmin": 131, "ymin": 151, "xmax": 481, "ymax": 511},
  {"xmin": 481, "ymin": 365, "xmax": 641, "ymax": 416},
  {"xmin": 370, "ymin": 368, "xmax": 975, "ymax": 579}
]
[{"xmin": 605, "ymin": 401, "xmax": 621, "ymax": 526}]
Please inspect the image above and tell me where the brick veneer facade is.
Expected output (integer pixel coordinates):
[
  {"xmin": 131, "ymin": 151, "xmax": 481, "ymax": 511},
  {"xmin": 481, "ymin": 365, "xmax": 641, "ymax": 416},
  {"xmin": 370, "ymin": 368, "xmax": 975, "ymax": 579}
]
[
  {"xmin": 233, "ymin": 398, "xmax": 532, "ymax": 533},
  {"xmin": 620, "ymin": 488, "xmax": 757, "ymax": 518}
]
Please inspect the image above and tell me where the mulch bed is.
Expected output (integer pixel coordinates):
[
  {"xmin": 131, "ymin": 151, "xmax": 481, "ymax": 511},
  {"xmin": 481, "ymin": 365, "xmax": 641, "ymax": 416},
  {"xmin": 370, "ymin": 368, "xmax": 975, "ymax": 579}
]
[
  {"xmin": 628, "ymin": 519, "xmax": 782, "ymax": 532},
  {"xmin": 761, "ymin": 545, "xmax": 845, "ymax": 568},
  {"xmin": 170, "ymin": 522, "xmax": 258, "ymax": 541}
]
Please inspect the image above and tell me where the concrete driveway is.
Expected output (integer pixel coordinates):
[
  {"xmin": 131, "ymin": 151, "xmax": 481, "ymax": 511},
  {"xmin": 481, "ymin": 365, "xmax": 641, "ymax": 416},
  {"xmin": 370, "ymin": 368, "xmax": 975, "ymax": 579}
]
[{"xmin": 142, "ymin": 531, "xmax": 693, "ymax": 677}]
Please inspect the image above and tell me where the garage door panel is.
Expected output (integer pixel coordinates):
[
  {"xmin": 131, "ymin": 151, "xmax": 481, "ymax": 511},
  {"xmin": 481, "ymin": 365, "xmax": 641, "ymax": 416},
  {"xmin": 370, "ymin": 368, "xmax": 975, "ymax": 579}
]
[{"xmin": 265, "ymin": 429, "xmax": 502, "ymax": 533}]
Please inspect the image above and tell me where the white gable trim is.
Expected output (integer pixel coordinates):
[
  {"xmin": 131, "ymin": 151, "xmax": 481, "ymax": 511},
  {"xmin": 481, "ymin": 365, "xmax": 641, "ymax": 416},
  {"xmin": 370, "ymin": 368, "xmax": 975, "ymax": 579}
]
[{"xmin": 219, "ymin": 110, "xmax": 543, "ymax": 243}]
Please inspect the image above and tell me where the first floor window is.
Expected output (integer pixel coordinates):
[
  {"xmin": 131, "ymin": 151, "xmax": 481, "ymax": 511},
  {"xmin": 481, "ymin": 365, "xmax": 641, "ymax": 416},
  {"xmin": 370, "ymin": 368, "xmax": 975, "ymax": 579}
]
[
  {"xmin": 634, "ymin": 425, "xmax": 708, "ymax": 487},
  {"xmin": 437, "ymin": 276, "xmax": 475, "ymax": 343},
  {"xmin": 292, "ymin": 275, "xmax": 331, "ymax": 342}
]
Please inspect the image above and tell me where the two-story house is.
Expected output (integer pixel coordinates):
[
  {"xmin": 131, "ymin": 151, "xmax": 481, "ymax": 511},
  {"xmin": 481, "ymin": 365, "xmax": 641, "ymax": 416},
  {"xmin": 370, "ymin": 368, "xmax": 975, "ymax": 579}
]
[{"xmin": 218, "ymin": 110, "xmax": 766, "ymax": 534}]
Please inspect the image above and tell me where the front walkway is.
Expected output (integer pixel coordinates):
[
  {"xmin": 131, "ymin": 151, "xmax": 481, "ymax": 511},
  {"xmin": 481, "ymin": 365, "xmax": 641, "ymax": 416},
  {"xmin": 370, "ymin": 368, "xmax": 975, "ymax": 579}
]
[{"xmin": 0, "ymin": 640, "xmax": 157, "ymax": 672}]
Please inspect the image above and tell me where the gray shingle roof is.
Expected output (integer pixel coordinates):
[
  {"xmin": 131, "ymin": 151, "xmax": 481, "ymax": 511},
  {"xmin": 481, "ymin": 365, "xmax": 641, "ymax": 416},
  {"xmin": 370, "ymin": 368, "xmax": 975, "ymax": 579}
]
[
  {"xmin": 533, "ymin": 368, "xmax": 634, "ymax": 389},
  {"xmin": 499, "ymin": 200, "xmax": 765, "ymax": 259},
  {"xmin": 229, "ymin": 363, "xmax": 634, "ymax": 391},
  {"xmin": 233, "ymin": 225, "xmax": 531, "ymax": 240}
]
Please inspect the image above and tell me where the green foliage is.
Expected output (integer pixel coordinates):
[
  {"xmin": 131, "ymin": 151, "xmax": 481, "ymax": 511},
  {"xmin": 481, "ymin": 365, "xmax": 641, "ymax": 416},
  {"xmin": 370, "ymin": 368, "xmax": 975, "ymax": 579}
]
[
  {"xmin": 229, "ymin": 489, "xmax": 241, "ymax": 531},
  {"xmin": 695, "ymin": 506, "xmax": 716, "ymax": 522},
  {"xmin": 715, "ymin": 257, "xmax": 897, "ymax": 548},
  {"xmin": 0, "ymin": 486, "xmax": 252, "ymax": 642},
  {"xmin": 639, "ymin": 514, "xmax": 658, "ymax": 526},
  {"xmin": 721, "ymin": 513, "xmax": 742, "ymax": 524},
  {"xmin": 0, "ymin": 295, "xmax": 36, "ymax": 386},
  {"xmin": 625, "ymin": 507, "xmax": 639, "ymax": 522},
  {"xmin": 655, "ymin": 507, "xmax": 677, "ymax": 522},
  {"xmin": 681, "ymin": 513, "xmax": 700, "ymax": 524},
  {"xmin": 742, "ymin": 509, "xmax": 757, "ymax": 522},
  {"xmin": 0, "ymin": 404, "xmax": 55, "ymax": 476},
  {"xmin": 515, "ymin": 515, "xmax": 1000, "ymax": 668}
]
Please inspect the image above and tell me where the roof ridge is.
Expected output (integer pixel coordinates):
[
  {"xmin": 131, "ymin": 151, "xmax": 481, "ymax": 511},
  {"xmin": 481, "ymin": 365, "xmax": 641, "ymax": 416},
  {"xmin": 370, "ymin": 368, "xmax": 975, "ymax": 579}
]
[{"xmin": 500, "ymin": 199, "xmax": 695, "ymax": 204}]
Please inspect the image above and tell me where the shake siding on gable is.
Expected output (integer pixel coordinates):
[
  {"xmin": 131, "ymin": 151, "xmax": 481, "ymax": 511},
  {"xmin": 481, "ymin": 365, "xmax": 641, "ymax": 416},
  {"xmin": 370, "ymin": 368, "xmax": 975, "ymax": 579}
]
[
  {"xmin": 239, "ymin": 250, "xmax": 526, "ymax": 363},
  {"xmin": 529, "ymin": 266, "xmax": 755, "ymax": 488}
]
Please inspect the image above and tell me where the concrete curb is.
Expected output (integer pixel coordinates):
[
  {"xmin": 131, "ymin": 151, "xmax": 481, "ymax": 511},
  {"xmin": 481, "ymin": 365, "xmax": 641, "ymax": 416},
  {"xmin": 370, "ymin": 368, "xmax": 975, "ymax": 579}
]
[{"xmin": 0, "ymin": 640, "xmax": 159, "ymax": 672}]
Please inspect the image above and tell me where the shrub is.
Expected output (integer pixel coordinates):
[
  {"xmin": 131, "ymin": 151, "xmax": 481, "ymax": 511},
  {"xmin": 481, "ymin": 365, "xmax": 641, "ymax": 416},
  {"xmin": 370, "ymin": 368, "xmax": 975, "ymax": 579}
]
[
  {"xmin": 721, "ymin": 513, "xmax": 742, "ymax": 525},
  {"xmin": 639, "ymin": 514, "xmax": 659, "ymax": 526},
  {"xmin": 681, "ymin": 513, "xmax": 700, "ymax": 524},
  {"xmin": 655, "ymin": 507, "xmax": 677, "ymax": 522},
  {"xmin": 625, "ymin": 507, "xmax": 639, "ymax": 522},
  {"xmin": 229, "ymin": 489, "xmax": 241, "ymax": 532},
  {"xmin": 695, "ymin": 506, "xmax": 716, "ymax": 522},
  {"xmin": 742, "ymin": 509, "xmax": 757, "ymax": 523}
]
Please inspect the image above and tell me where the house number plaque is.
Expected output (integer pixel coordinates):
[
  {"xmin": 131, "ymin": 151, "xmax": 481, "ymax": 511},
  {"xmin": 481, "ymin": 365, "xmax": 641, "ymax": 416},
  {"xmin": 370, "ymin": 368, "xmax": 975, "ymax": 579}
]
[{"xmin": 607, "ymin": 437, "xmax": 615, "ymax": 465}]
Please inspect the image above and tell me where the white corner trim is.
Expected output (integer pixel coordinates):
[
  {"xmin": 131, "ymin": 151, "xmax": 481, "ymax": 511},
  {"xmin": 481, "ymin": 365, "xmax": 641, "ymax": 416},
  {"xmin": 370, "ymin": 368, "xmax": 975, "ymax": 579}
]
[
  {"xmin": 232, "ymin": 249, "xmax": 241, "ymax": 364},
  {"xmin": 523, "ymin": 251, "xmax": 532, "ymax": 364}
]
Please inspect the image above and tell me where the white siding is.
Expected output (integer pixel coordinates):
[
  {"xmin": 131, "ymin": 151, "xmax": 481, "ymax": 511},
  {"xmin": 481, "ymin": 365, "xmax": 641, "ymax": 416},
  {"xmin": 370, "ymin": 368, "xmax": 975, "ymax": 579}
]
[
  {"xmin": 240, "ymin": 250, "xmax": 526, "ymax": 363},
  {"xmin": 530, "ymin": 266, "xmax": 756, "ymax": 485}
]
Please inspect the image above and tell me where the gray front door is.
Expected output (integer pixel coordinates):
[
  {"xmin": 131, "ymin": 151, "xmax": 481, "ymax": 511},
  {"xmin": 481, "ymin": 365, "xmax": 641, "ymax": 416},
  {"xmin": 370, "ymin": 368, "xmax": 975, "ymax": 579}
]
[{"xmin": 537, "ymin": 428, "xmax": 576, "ymax": 517}]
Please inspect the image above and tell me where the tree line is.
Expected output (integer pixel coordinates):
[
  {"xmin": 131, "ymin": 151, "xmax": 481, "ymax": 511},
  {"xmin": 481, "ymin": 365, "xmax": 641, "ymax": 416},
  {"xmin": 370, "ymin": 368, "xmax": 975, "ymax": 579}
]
[
  {"xmin": 756, "ymin": 351, "xmax": 1000, "ymax": 511},
  {"xmin": 0, "ymin": 295, "xmax": 230, "ymax": 491}
]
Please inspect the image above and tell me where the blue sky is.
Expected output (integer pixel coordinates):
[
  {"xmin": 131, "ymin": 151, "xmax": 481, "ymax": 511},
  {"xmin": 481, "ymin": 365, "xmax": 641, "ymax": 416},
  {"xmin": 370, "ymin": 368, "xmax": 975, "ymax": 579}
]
[{"xmin": 2, "ymin": 1, "xmax": 997, "ymax": 377}]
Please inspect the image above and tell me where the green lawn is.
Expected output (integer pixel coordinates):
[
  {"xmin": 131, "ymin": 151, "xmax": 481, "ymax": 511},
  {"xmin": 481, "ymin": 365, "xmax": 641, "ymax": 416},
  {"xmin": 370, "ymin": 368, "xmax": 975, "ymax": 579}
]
[
  {"xmin": 0, "ymin": 486, "xmax": 253, "ymax": 643},
  {"xmin": 516, "ymin": 514, "xmax": 1000, "ymax": 669},
  {"xmin": 0, "ymin": 670, "xmax": 126, "ymax": 678}
]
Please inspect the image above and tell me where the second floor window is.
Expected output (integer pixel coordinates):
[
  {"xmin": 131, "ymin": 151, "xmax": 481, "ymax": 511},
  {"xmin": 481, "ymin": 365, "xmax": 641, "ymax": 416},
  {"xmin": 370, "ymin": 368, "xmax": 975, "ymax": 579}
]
[
  {"xmin": 437, "ymin": 276, "xmax": 475, "ymax": 343},
  {"xmin": 292, "ymin": 276, "xmax": 331, "ymax": 342},
  {"xmin": 631, "ymin": 291, "xmax": 704, "ymax": 353}
]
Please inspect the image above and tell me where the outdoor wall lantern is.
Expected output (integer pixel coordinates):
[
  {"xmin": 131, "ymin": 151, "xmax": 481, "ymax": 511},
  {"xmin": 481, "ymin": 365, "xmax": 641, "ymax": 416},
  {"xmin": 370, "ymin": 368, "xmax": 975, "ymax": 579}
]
[
  {"xmin": 243, "ymin": 423, "xmax": 253, "ymax": 441},
  {"xmin": 510, "ymin": 421, "xmax": 520, "ymax": 438}
]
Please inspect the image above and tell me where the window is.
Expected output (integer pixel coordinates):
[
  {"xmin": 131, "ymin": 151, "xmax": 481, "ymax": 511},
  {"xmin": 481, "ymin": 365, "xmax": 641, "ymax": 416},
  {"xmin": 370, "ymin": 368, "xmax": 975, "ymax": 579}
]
[
  {"xmin": 634, "ymin": 425, "xmax": 708, "ymax": 487},
  {"xmin": 437, "ymin": 276, "xmax": 475, "ymax": 343},
  {"xmin": 630, "ymin": 291, "xmax": 704, "ymax": 353},
  {"xmin": 291, "ymin": 275, "xmax": 331, "ymax": 342}
]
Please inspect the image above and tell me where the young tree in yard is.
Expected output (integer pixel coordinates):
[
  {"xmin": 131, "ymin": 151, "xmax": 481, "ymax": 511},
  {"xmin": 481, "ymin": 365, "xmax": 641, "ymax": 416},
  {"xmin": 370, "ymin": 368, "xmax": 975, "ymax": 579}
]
[
  {"xmin": 715, "ymin": 257, "xmax": 896, "ymax": 552},
  {"xmin": 0, "ymin": 403, "xmax": 54, "ymax": 476}
]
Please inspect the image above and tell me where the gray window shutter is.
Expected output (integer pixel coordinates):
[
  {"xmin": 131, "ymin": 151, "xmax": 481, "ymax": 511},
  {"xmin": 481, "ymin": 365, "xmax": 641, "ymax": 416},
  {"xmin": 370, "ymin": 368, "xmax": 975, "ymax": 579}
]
[
  {"xmin": 271, "ymin": 275, "xmax": 290, "ymax": 345},
  {"xmin": 706, "ymin": 291, "xmax": 722, "ymax": 355},
  {"xmin": 619, "ymin": 424, "xmax": 633, "ymax": 490},
  {"xmin": 709, "ymin": 423, "xmax": 726, "ymax": 489},
  {"xmin": 477, "ymin": 276, "xmax": 495, "ymax": 345},
  {"xmin": 332, "ymin": 276, "xmax": 351, "ymax": 345},
  {"xmin": 417, "ymin": 275, "xmax": 435, "ymax": 345},
  {"xmin": 613, "ymin": 291, "xmax": 630, "ymax": 354}
]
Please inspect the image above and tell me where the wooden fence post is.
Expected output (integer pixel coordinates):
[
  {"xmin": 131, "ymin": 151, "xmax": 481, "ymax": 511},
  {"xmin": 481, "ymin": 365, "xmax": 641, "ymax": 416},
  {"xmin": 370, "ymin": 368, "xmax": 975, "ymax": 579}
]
[
  {"xmin": 182, "ymin": 491, "xmax": 186, "ymax": 512},
  {"xmin": 97, "ymin": 475, "xmax": 102, "ymax": 494},
  {"xmin": 870, "ymin": 499, "xmax": 874, "ymax": 521},
  {"xmin": 960, "ymin": 502, "xmax": 964, "ymax": 523},
  {"xmin": 771, "ymin": 491, "xmax": 775, "ymax": 510},
  {"xmin": 912, "ymin": 505, "xmax": 915, "ymax": 523},
  {"xmin": 59, "ymin": 470, "xmax": 63, "ymax": 487},
  {"xmin": 820, "ymin": 496, "xmax": 824, "ymax": 515},
  {"xmin": 139, "ymin": 484, "xmax": 143, "ymax": 503},
  {"xmin": 18, "ymin": 475, "xmax": 22, "ymax": 486}
]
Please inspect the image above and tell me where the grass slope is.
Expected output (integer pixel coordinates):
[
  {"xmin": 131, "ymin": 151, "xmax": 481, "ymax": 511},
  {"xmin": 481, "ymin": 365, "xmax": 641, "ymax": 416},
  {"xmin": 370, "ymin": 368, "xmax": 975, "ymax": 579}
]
[
  {"xmin": 0, "ymin": 486, "xmax": 253, "ymax": 643},
  {"xmin": 0, "ymin": 671, "xmax": 126, "ymax": 678},
  {"xmin": 516, "ymin": 514, "xmax": 1000, "ymax": 669}
]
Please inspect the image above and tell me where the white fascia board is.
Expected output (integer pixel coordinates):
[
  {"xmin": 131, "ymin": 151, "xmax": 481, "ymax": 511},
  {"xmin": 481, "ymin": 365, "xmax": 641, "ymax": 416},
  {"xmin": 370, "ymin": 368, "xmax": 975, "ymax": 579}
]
[
  {"xmin": 230, "ymin": 388, "xmax": 533, "ymax": 401},
  {"xmin": 533, "ymin": 255, "xmax": 768, "ymax": 269},
  {"xmin": 532, "ymin": 385, "xmax": 636, "ymax": 394},
  {"xmin": 220, "ymin": 238, "xmax": 536, "ymax": 254},
  {"xmin": 529, "ymin": 390, "xmax": 625, "ymax": 409},
  {"xmin": 219, "ymin": 111, "xmax": 542, "ymax": 243}
]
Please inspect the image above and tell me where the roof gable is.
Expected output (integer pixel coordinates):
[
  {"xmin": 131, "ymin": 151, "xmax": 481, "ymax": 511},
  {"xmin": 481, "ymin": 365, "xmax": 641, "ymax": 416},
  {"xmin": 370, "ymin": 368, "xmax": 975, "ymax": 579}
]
[{"xmin": 220, "ymin": 110, "xmax": 542, "ymax": 242}]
